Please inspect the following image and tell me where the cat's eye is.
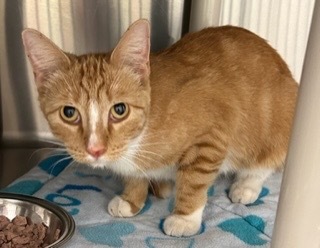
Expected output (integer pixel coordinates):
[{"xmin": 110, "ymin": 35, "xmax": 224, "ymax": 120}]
[
  {"xmin": 110, "ymin": 103, "xmax": 129, "ymax": 121},
  {"xmin": 60, "ymin": 106, "xmax": 80, "ymax": 124}
]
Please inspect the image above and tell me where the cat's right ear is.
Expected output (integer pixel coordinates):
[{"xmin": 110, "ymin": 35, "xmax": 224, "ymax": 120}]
[{"xmin": 21, "ymin": 29, "xmax": 70, "ymax": 88}]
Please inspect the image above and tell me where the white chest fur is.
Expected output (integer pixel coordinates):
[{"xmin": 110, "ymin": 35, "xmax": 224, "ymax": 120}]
[
  {"xmin": 108, "ymin": 158, "xmax": 176, "ymax": 181},
  {"xmin": 145, "ymin": 166, "xmax": 177, "ymax": 180},
  {"xmin": 100, "ymin": 130, "xmax": 177, "ymax": 180}
]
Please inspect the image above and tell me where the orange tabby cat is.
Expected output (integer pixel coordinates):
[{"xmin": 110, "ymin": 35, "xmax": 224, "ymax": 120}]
[{"xmin": 22, "ymin": 19, "xmax": 298, "ymax": 237}]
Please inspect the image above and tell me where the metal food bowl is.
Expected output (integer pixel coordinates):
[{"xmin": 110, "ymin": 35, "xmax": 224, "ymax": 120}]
[{"xmin": 0, "ymin": 192, "xmax": 75, "ymax": 247}]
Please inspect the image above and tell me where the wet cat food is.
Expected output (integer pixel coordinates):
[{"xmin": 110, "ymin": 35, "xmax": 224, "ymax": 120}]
[{"xmin": 0, "ymin": 215, "xmax": 60, "ymax": 248}]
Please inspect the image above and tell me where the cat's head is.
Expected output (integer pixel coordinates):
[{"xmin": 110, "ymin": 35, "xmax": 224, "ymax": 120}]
[{"xmin": 22, "ymin": 20, "xmax": 151, "ymax": 168}]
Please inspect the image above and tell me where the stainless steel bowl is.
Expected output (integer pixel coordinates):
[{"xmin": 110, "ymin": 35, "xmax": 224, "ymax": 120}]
[{"xmin": 0, "ymin": 192, "xmax": 75, "ymax": 247}]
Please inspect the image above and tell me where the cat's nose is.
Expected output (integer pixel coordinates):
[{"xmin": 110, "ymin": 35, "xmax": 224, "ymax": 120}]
[{"xmin": 87, "ymin": 145, "xmax": 106, "ymax": 158}]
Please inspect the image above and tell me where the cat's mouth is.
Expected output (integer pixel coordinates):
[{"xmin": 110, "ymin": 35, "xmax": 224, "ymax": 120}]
[
  {"xmin": 78, "ymin": 150, "xmax": 140, "ymax": 176},
  {"xmin": 86, "ymin": 153, "xmax": 110, "ymax": 166},
  {"xmin": 85, "ymin": 153, "xmax": 124, "ymax": 169}
]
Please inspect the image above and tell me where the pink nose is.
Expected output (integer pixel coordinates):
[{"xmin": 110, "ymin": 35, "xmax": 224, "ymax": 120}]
[{"xmin": 87, "ymin": 145, "xmax": 106, "ymax": 158}]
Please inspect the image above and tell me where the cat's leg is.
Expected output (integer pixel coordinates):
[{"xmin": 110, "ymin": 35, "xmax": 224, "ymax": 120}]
[
  {"xmin": 229, "ymin": 168, "xmax": 273, "ymax": 204},
  {"xmin": 108, "ymin": 177, "xmax": 148, "ymax": 217},
  {"xmin": 150, "ymin": 180, "xmax": 174, "ymax": 199},
  {"xmin": 163, "ymin": 151, "xmax": 225, "ymax": 236}
]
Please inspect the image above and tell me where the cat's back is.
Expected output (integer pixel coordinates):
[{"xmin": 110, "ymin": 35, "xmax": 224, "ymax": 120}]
[
  {"xmin": 152, "ymin": 25, "xmax": 292, "ymax": 78},
  {"xmin": 149, "ymin": 25, "xmax": 298, "ymax": 162},
  {"xmin": 150, "ymin": 25, "xmax": 296, "ymax": 101},
  {"xmin": 158, "ymin": 25, "xmax": 276, "ymax": 56}
]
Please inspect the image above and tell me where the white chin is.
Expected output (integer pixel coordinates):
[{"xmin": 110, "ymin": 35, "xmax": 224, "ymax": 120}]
[
  {"xmin": 90, "ymin": 161, "xmax": 107, "ymax": 169},
  {"xmin": 86, "ymin": 156, "xmax": 107, "ymax": 169},
  {"xmin": 85, "ymin": 154, "xmax": 139, "ymax": 177}
]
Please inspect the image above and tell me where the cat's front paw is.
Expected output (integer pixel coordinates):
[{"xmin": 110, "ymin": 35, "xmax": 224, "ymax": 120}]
[
  {"xmin": 108, "ymin": 196, "xmax": 142, "ymax": 217},
  {"xmin": 163, "ymin": 214, "xmax": 201, "ymax": 237},
  {"xmin": 229, "ymin": 183, "xmax": 260, "ymax": 204}
]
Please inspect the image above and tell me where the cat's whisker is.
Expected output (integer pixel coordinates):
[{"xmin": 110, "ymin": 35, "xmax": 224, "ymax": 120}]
[
  {"xmin": 107, "ymin": 149, "xmax": 127, "ymax": 157},
  {"xmin": 121, "ymin": 155, "xmax": 155, "ymax": 193},
  {"xmin": 127, "ymin": 153, "xmax": 153, "ymax": 169},
  {"xmin": 63, "ymin": 160, "xmax": 79, "ymax": 173},
  {"xmin": 123, "ymin": 144, "xmax": 166, "ymax": 162},
  {"xmin": 120, "ymin": 155, "xmax": 142, "ymax": 174},
  {"xmin": 28, "ymin": 147, "xmax": 67, "ymax": 162},
  {"xmin": 132, "ymin": 152, "xmax": 164, "ymax": 166},
  {"xmin": 126, "ymin": 150, "xmax": 164, "ymax": 175},
  {"xmin": 36, "ymin": 152, "xmax": 69, "ymax": 163},
  {"xmin": 136, "ymin": 149, "xmax": 165, "ymax": 159},
  {"xmin": 120, "ymin": 155, "xmax": 149, "ymax": 179},
  {"xmin": 27, "ymin": 148, "xmax": 68, "ymax": 169},
  {"xmin": 107, "ymin": 145, "xmax": 164, "ymax": 161},
  {"xmin": 125, "ymin": 155, "xmax": 158, "ymax": 195},
  {"xmin": 130, "ymin": 141, "xmax": 171, "ymax": 148},
  {"xmin": 44, "ymin": 155, "xmax": 73, "ymax": 180}
]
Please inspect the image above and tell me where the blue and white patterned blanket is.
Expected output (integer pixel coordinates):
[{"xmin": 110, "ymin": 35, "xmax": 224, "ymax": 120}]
[{"xmin": 1, "ymin": 154, "xmax": 282, "ymax": 247}]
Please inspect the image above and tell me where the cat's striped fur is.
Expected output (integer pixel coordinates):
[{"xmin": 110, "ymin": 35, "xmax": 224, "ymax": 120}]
[{"xmin": 22, "ymin": 19, "xmax": 298, "ymax": 237}]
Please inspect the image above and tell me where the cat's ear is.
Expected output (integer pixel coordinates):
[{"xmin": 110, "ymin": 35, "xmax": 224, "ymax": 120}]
[
  {"xmin": 110, "ymin": 19, "xmax": 150, "ymax": 81},
  {"xmin": 21, "ymin": 29, "xmax": 70, "ymax": 87}
]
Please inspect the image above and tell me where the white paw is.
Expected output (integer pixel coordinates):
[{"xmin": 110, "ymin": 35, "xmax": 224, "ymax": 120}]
[
  {"xmin": 163, "ymin": 214, "xmax": 201, "ymax": 237},
  {"xmin": 108, "ymin": 196, "xmax": 139, "ymax": 217},
  {"xmin": 229, "ymin": 184, "xmax": 260, "ymax": 204}
]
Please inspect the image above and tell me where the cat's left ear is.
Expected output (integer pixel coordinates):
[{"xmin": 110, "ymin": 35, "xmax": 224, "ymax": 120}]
[{"xmin": 110, "ymin": 19, "xmax": 150, "ymax": 81}]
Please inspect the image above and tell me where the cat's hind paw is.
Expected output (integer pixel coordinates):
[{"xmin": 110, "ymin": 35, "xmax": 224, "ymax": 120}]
[
  {"xmin": 150, "ymin": 180, "xmax": 174, "ymax": 199},
  {"xmin": 108, "ymin": 196, "xmax": 142, "ymax": 217},
  {"xmin": 163, "ymin": 213, "xmax": 201, "ymax": 237},
  {"xmin": 229, "ymin": 184, "xmax": 260, "ymax": 204}
]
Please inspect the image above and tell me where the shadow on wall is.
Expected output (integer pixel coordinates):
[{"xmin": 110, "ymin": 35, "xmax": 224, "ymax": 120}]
[{"xmin": 5, "ymin": 0, "xmax": 36, "ymax": 134}]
